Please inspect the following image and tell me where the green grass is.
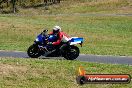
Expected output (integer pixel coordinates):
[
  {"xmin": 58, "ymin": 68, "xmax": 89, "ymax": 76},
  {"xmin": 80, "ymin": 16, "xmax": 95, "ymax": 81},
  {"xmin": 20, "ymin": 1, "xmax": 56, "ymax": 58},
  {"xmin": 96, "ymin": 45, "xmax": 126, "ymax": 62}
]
[
  {"xmin": 0, "ymin": 57, "xmax": 132, "ymax": 88},
  {"xmin": 1, "ymin": 0, "xmax": 132, "ymax": 14},
  {"xmin": 0, "ymin": 15, "xmax": 132, "ymax": 56},
  {"xmin": 17, "ymin": 0, "xmax": 132, "ymax": 15}
]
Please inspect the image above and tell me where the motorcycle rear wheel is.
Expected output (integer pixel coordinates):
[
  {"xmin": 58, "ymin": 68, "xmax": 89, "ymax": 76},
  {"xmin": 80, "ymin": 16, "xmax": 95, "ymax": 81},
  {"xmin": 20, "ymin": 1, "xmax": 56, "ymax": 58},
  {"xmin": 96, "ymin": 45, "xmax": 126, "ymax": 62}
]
[{"xmin": 63, "ymin": 45, "xmax": 80, "ymax": 60}]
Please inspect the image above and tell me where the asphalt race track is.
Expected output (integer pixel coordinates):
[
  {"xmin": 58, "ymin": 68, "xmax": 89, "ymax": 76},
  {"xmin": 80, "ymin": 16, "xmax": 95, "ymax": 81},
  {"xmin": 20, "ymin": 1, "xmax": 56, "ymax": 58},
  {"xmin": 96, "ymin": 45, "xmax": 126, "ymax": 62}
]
[{"xmin": 0, "ymin": 51, "xmax": 132, "ymax": 65}]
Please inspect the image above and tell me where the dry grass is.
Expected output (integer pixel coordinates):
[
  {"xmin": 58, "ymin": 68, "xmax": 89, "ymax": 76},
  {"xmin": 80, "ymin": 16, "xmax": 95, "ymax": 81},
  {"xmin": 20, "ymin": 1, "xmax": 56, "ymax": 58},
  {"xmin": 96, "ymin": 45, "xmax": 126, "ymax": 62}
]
[
  {"xmin": 0, "ymin": 64, "xmax": 27, "ymax": 76},
  {"xmin": 1, "ymin": 0, "xmax": 132, "ymax": 14},
  {"xmin": 0, "ymin": 57, "xmax": 132, "ymax": 88},
  {"xmin": 12, "ymin": 0, "xmax": 131, "ymax": 15}
]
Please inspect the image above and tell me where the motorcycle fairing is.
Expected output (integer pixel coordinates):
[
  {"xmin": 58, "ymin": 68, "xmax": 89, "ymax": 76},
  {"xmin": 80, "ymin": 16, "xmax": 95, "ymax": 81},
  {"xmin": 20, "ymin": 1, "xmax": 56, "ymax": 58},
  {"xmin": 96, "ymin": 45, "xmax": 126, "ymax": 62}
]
[{"xmin": 69, "ymin": 37, "xmax": 84, "ymax": 45}]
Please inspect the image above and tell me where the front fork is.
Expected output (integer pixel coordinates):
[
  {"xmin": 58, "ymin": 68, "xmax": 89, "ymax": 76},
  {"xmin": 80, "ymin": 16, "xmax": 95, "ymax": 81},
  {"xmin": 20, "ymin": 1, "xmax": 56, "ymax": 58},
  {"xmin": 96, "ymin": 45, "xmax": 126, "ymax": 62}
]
[
  {"xmin": 33, "ymin": 41, "xmax": 49, "ymax": 54},
  {"xmin": 38, "ymin": 45, "xmax": 49, "ymax": 52}
]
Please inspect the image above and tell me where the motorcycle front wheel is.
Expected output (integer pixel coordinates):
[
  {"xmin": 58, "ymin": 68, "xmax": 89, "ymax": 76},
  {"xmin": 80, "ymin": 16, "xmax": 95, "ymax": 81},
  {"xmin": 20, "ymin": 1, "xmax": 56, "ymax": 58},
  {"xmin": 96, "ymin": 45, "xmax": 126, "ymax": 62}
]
[{"xmin": 27, "ymin": 45, "xmax": 41, "ymax": 58}]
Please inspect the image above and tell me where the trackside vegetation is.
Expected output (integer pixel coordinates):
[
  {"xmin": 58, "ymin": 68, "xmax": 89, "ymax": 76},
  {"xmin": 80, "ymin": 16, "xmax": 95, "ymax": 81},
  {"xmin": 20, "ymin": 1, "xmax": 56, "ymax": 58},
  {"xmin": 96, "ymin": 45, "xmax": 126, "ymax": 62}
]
[
  {"xmin": 0, "ymin": 15, "xmax": 131, "ymax": 56},
  {"xmin": 0, "ymin": 57, "xmax": 132, "ymax": 88},
  {"xmin": 0, "ymin": 0, "xmax": 132, "ymax": 14}
]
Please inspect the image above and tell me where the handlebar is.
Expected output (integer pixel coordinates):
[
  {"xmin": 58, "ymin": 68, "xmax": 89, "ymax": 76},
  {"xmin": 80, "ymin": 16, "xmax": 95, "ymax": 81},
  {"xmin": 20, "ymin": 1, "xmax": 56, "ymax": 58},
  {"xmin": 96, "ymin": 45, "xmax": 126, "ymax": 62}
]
[
  {"xmin": 43, "ymin": 29, "xmax": 48, "ymax": 33},
  {"xmin": 42, "ymin": 29, "xmax": 48, "ymax": 37}
]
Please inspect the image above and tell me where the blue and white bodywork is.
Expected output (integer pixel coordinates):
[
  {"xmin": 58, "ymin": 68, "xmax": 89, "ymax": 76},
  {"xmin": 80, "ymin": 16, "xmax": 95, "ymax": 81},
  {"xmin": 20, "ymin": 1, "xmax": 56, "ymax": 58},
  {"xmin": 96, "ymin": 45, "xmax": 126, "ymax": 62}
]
[
  {"xmin": 69, "ymin": 37, "xmax": 84, "ymax": 46},
  {"xmin": 35, "ymin": 34, "xmax": 57, "ymax": 45}
]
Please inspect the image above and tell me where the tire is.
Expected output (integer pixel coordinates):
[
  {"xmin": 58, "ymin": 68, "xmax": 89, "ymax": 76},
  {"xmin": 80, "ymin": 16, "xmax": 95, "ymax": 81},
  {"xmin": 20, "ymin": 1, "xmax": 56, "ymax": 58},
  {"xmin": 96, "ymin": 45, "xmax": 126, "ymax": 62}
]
[
  {"xmin": 76, "ymin": 76, "xmax": 86, "ymax": 85},
  {"xmin": 27, "ymin": 45, "xmax": 41, "ymax": 58},
  {"xmin": 63, "ymin": 45, "xmax": 80, "ymax": 60}
]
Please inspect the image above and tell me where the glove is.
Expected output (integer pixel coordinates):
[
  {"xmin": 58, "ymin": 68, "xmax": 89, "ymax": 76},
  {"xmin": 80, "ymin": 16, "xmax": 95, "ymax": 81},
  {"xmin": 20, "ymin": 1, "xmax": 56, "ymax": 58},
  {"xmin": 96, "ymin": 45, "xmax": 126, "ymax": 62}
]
[{"xmin": 47, "ymin": 42, "xmax": 52, "ymax": 45}]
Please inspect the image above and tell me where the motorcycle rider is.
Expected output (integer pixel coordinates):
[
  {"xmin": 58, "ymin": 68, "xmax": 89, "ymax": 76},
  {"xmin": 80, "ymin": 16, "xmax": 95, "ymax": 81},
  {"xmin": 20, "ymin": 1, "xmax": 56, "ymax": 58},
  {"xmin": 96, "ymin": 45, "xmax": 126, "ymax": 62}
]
[
  {"xmin": 47, "ymin": 25, "xmax": 70, "ymax": 46},
  {"xmin": 46, "ymin": 26, "xmax": 71, "ymax": 56}
]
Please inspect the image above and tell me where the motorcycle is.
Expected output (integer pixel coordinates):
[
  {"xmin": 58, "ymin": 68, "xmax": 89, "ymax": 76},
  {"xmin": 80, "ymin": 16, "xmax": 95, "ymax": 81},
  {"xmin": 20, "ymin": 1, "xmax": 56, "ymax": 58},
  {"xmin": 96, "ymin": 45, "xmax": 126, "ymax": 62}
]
[{"xmin": 27, "ymin": 30, "xmax": 84, "ymax": 60}]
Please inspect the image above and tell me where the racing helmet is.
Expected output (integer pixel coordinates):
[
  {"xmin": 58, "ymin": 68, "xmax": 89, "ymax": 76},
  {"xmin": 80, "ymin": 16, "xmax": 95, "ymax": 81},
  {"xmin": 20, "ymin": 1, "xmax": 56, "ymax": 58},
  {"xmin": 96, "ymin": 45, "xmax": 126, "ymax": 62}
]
[{"xmin": 53, "ymin": 26, "xmax": 61, "ymax": 34}]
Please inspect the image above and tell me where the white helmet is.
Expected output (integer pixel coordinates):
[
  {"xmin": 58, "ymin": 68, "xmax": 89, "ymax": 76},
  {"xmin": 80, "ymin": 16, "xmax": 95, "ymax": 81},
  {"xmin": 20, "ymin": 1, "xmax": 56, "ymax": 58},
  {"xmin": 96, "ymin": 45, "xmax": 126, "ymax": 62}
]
[{"xmin": 53, "ymin": 26, "xmax": 61, "ymax": 33}]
